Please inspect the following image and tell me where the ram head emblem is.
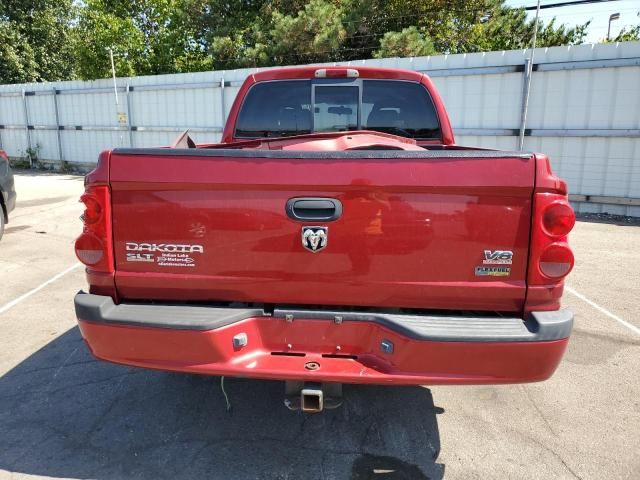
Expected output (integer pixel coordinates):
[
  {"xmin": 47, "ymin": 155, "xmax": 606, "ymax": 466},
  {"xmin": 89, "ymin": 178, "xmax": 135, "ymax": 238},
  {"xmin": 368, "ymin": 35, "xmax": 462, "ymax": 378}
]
[{"xmin": 301, "ymin": 227, "xmax": 328, "ymax": 253}]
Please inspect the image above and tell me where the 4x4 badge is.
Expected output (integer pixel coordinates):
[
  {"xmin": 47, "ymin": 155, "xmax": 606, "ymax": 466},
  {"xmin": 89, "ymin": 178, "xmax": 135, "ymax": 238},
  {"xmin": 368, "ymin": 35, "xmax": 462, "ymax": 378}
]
[{"xmin": 302, "ymin": 227, "xmax": 328, "ymax": 253}]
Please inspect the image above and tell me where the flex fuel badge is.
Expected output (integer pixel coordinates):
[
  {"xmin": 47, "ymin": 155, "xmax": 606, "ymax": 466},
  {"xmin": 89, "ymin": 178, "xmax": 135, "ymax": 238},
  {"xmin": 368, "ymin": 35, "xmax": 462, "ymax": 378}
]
[
  {"xmin": 475, "ymin": 266, "xmax": 511, "ymax": 277},
  {"xmin": 125, "ymin": 242, "xmax": 203, "ymax": 268}
]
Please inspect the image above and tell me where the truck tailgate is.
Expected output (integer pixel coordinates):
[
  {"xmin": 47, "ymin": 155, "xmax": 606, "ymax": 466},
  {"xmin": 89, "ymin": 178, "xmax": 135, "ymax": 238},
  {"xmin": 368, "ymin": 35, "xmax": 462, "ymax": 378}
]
[{"xmin": 109, "ymin": 149, "xmax": 534, "ymax": 312}]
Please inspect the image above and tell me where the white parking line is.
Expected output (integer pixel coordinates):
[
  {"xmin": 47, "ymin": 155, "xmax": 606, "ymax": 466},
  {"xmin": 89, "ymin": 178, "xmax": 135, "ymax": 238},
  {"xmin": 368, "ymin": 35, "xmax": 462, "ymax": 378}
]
[
  {"xmin": 566, "ymin": 285, "xmax": 640, "ymax": 337},
  {"xmin": 0, "ymin": 263, "xmax": 82, "ymax": 315}
]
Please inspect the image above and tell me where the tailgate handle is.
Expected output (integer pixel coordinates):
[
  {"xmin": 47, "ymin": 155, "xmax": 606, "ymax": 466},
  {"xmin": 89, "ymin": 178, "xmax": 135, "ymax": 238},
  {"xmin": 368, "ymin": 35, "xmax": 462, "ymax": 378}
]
[{"xmin": 286, "ymin": 198, "xmax": 342, "ymax": 221}]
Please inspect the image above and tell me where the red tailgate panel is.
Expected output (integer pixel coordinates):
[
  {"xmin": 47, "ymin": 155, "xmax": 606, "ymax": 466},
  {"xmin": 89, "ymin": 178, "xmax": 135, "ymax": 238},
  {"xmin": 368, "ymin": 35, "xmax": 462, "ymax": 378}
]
[{"xmin": 110, "ymin": 152, "xmax": 534, "ymax": 312}]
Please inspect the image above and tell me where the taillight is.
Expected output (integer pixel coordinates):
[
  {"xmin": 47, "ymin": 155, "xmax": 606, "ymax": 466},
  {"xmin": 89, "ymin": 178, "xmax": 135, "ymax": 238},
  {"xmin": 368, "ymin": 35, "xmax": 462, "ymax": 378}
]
[
  {"xmin": 75, "ymin": 185, "xmax": 113, "ymax": 273},
  {"xmin": 539, "ymin": 243, "xmax": 574, "ymax": 278},
  {"xmin": 529, "ymin": 192, "xmax": 575, "ymax": 284},
  {"xmin": 526, "ymin": 154, "xmax": 574, "ymax": 312},
  {"xmin": 75, "ymin": 233, "xmax": 105, "ymax": 265},
  {"xmin": 542, "ymin": 201, "xmax": 575, "ymax": 237},
  {"xmin": 80, "ymin": 193, "xmax": 103, "ymax": 224}
]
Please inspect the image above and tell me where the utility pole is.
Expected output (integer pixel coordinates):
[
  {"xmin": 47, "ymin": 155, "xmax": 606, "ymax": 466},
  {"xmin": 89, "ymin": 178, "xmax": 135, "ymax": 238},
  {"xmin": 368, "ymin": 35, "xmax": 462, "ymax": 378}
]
[
  {"xmin": 107, "ymin": 48, "xmax": 127, "ymax": 145},
  {"xmin": 108, "ymin": 47, "xmax": 119, "ymax": 108},
  {"xmin": 518, "ymin": 0, "xmax": 541, "ymax": 151}
]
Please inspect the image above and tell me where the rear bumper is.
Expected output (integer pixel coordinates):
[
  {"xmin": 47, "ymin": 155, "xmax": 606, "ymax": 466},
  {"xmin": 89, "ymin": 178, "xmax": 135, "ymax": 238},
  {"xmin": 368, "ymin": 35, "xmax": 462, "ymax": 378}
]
[{"xmin": 75, "ymin": 292, "xmax": 573, "ymax": 385}]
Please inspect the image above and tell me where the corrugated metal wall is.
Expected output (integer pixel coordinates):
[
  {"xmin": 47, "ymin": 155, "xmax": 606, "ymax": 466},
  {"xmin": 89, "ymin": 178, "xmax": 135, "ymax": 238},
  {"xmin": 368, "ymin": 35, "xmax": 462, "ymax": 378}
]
[{"xmin": 1, "ymin": 42, "xmax": 639, "ymax": 215}]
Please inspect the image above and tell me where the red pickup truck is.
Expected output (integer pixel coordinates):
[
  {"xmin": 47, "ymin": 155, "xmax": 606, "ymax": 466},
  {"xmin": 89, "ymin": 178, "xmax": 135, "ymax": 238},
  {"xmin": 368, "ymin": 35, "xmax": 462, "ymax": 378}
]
[{"xmin": 74, "ymin": 66, "xmax": 575, "ymax": 412}]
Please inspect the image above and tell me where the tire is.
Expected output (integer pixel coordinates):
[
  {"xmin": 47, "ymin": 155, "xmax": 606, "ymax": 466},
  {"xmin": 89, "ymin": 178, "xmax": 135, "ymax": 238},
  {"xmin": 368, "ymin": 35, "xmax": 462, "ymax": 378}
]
[{"xmin": 0, "ymin": 210, "xmax": 4, "ymax": 241}]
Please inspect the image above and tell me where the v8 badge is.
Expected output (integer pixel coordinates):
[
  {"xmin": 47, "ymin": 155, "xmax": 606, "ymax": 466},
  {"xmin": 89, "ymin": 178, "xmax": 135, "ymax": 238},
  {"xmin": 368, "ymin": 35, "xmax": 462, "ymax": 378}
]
[{"xmin": 483, "ymin": 250, "xmax": 513, "ymax": 265}]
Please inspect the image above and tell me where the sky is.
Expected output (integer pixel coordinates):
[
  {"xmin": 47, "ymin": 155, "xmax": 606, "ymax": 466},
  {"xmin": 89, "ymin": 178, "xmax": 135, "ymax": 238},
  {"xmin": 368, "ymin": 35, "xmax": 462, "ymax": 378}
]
[{"xmin": 505, "ymin": 0, "xmax": 640, "ymax": 43}]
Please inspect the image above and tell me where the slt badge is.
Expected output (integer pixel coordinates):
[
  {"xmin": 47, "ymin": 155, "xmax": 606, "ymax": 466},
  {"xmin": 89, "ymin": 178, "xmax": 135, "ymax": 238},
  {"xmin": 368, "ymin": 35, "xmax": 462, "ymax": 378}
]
[{"xmin": 302, "ymin": 227, "xmax": 328, "ymax": 253}]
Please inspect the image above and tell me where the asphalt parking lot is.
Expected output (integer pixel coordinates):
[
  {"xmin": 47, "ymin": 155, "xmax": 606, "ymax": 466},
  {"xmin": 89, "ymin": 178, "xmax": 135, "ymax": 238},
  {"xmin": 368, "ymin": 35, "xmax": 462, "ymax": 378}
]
[{"xmin": 1, "ymin": 171, "xmax": 639, "ymax": 480}]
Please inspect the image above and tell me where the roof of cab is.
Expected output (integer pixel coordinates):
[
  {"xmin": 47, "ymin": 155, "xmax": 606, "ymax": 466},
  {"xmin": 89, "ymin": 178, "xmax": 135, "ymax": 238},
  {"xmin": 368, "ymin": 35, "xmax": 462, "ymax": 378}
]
[{"xmin": 250, "ymin": 65, "xmax": 425, "ymax": 83}]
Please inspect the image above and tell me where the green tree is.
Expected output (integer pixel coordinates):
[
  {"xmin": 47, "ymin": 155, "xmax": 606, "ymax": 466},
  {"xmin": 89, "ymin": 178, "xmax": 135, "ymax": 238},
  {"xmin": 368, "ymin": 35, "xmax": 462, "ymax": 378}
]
[
  {"xmin": 0, "ymin": 0, "xmax": 76, "ymax": 83},
  {"xmin": 203, "ymin": 0, "xmax": 347, "ymax": 69},
  {"xmin": 0, "ymin": 0, "xmax": 599, "ymax": 83},
  {"xmin": 0, "ymin": 20, "xmax": 38, "ymax": 83},
  {"xmin": 606, "ymin": 25, "xmax": 640, "ymax": 42},
  {"xmin": 75, "ymin": 0, "xmax": 212, "ymax": 80},
  {"xmin": 270, "ymin": 0, "xmax": 347, "ymax": 64},
  {"xmin": 183, "ymin": 0, "xmax": 271, "ymax": 69},
  {"xmin": 375, "ymin": 0, "xmax": 588, "ymax": 53},
  {"xmin": 536, "ymin": 17, "xmax": 590, "ymax": 47},
  {"xmin": 374, "ymin": 27, "xmax": 436, "ymax": 58},
  {"xmin": 74, "ymin": 5, "xmax": 146, "ymax": 79},
  {"xmin": 202, "ymin": 0, "xmax": 591, "ymax": 68}
]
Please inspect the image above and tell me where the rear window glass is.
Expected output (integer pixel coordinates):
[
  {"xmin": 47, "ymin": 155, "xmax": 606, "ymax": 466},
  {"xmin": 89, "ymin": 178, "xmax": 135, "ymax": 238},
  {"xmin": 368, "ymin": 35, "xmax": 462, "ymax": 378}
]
[
  {"xmin": 361, "ymin": 81, "xmax": 440, "ymax": 139},
  {"xmin": 235, "ymin": 79, "xmax": 441, "ymax": 140},
  {"xmin": 314, "ymin": 85, "xmax": 359, "ymax": 133},
  {"xmin": 235, "ymin": 81, "xmax": 312, "ymax": 138}
]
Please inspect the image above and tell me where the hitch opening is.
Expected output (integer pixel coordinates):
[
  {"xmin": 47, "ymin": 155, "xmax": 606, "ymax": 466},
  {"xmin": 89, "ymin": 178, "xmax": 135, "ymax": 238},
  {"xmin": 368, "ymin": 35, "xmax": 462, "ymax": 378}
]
[
  {"xmin": 284, "ymin": 381, "xmax": 343, "ymax": 412},
  {"xmin": 301, "ymin": 387, "xmax": 324, "ymax": 413}
]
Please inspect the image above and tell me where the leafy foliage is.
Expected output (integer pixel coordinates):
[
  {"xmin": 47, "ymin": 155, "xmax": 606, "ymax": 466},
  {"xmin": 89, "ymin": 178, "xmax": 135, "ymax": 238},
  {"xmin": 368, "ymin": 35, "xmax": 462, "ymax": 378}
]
[
  {"xmin": 606, "ymin": 25, "xmax": 640, "ymax": 43},
  {"xmin": 0, "ymin": 20, "xmax": 38, "ymax": 84},
  {"xmin": 0, "ymin": 0, "xmax": 600, "ymax": 83},
  {"xmin": 270, "ymin": 0, "xmax": 347, "ymax": 65},
  {"xmin": 374, "ymin": 27, "xmax": 436, "ymax": 59},
  {"xmin": 74, "ymin": 0, "xmax": 213, "ymax": 79},
  {"xmin": 0, "ymin": 0, "xmax": 76, "ymax": 83}
]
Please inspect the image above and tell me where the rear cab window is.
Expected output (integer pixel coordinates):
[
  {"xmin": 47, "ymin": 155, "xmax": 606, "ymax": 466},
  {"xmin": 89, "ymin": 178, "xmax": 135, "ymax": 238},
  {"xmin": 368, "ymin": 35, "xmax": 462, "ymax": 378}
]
[{"xmin": 234, "ymin": 79, "xmax": 441, "ymax": 141}]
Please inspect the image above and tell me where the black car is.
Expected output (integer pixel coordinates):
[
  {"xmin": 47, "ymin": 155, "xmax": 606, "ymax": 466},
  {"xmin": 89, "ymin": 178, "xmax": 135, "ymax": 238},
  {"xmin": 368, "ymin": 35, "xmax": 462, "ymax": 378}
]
[{"xmin": 0, "ymin": 150, "xmax": 16, "ymax": 241}]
